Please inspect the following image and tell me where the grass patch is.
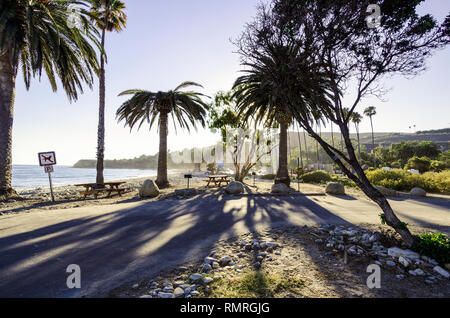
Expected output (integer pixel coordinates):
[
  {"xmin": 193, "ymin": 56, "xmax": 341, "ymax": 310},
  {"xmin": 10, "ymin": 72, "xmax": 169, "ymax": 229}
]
[{"xmin": 207, "ymin": 271, "xmax": 305, "ymax": 298}]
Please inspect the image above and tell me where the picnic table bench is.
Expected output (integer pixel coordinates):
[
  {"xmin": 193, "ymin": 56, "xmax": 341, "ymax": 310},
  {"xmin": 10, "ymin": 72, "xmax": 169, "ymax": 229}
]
[
  {"xmin": 205, "ymin": 175, "xmax": 232, "ymax": 187},
  {"xmin": 75, "ymin": 182, "xmax": 127, "ymax": 199}
]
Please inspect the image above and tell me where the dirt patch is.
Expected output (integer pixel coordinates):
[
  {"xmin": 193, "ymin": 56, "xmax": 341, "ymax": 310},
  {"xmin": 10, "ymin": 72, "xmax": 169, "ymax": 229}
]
[{"xmin": 107, "ymin": 225, "xmax": 450, "ymax": 298}]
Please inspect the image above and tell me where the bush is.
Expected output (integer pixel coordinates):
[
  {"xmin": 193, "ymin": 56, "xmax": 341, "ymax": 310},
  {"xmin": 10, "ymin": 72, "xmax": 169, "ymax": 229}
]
[
  {"xmin": 260, "ymin": 174, "xmax": 276, "ymax": 180},
  {"xmin": 366, "ymin": 169, "xmax": 450, "ymax": 193},
  {"xmin": 404, "ymin": 156, "xmax": 431, "ymax": 173},
  {"xmin": 430, "ymin": 160, "xmax": 447, "ymax": 172},
  {"xmin": 301, "ymin": 170, "xmax": 332, "ymax": 183},
  {"xmin": 413, "ymin": 233, "xmax": 450, "ymax": 265}
]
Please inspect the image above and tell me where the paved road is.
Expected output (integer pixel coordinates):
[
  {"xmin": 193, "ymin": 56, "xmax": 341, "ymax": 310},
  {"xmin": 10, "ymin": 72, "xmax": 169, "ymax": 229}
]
[{"xmin": 0, "ymin": 193, "xmax": 449, "ymax": 298}]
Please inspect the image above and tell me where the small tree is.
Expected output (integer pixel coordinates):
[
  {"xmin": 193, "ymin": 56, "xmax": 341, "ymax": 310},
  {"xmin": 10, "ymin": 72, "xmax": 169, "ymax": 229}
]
[
  {"xmin": 236, "ymin": 0, "xmax": 449, "ymax": 247},
  {"xmin": 208, "ymin": 91, "xmax": 274, "ymax": 182}
]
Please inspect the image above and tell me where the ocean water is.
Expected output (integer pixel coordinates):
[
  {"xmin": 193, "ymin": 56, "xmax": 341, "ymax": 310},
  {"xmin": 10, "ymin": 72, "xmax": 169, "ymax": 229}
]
[{"xmin": 12, "ymin": 165, "xmax": 157, "ymax": 190}]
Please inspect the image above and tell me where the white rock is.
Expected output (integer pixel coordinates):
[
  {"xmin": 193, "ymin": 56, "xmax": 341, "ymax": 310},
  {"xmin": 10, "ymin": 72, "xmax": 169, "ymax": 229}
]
[
  {"xmin": 386, "ymin": 260, "xmax": 396, "ymax": 267},
  {"xmin": 203, "ymin": 277, "xmax": 213, "ymax": 284},
  {"xmin": 204, "ymin": 257, "xmax": 217, "ymax": 264},
  {"xmin": 433, "ymin": 266, "xmax": 450, "ymax": 278},
  {"xmin": 158, "ymin": 292, "xmax": 174, "ymax": 298},
  {"xmin": 388, "ymin": 247, "xmax": 420, "ymax": 260},
  {"xmin": 410, "ymin": 187, "xmax": 426, "ymax": 197},
  {"xmin": 174, "ymin": 287, "xmax": 185, "ymax": 298},
  {"xmin": 201, "ymin": 263, "xmax": 212, "ymax": 273},
  {"xmin": 139, "ymin": 180, "xmax": 160, "ymax": 198},
  {"xmin": 189, "ymin": 273, "xmax": 203, "ymax": 282},
  {"xmin": 408, "ymin": 268, "xmax": 425, "ymax": 276},
  {"xmin": 398, "ymin": 256, "xmax": 410, "ymax": 267}
]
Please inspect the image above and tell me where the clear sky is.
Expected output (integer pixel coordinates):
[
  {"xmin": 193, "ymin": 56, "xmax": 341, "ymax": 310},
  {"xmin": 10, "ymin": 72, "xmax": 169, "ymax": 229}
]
[{"xmin": 12, "ymin": 0, "xmax": 450, "ymax": 165}]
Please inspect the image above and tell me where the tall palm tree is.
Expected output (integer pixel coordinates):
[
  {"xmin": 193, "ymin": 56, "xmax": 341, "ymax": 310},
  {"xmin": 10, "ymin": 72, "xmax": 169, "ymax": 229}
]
[
  {"xmin": 364, "ymin": 106, "xmax": 377, "ymax": 167},
  {"xmin": 0, "ymin": 0, "xmax": 100, "ymax": 197},
  {"xmin": 116, "ymin": 82, "xmax": 208, "ymax": 188},
  {"xmin": 232, "ymin": 45, "xmax": 305, "ymax": 186},
  {"xmin": 351, "ymin": 112, "xmax": 363, "ymax": 162},
  {"xmin": 90, "ymin": 0, "xmax": 127, "ymax": 186}
]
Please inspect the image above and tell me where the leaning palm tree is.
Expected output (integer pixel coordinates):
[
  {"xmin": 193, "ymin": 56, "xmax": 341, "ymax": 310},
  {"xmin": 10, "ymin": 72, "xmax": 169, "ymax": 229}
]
[
  {"xmin": 364, "ymin": 106, "xmax": 377, "ymax": 167},
  {"xmin": 0, "ymin": 0, "xmax": 100, "ymax": 198},
  {"xmin": 351, "ymin": 112, "xmax": 363, "ymax": 162},
  {"xmin": 116, "ymin": 82, "xmax": 209, "ymax": 188},
  {"xmin": 90, "ymin": 0, "xmax": 127, "ymax": 186}
]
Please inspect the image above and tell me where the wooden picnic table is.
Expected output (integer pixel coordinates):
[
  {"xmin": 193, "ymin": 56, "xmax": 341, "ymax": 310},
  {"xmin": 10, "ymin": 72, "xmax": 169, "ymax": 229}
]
[
  {"xmin": 205, "ymin": 175, "xmax": 231, "ymax": 187},
  {"xmin": 75, "ymin": 182, "xmax": 127, "ymax": 199}
]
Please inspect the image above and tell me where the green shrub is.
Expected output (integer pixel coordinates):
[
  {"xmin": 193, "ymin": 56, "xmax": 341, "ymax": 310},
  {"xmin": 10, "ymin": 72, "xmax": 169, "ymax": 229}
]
[
  {"xmin": 260, "ymin": 174, "xmax": 276, "ymax": 180},
  {"xmin": 413, "ymin": 233, "xmax": 450, "ymax": 265},
  {"xmin": 366, "ymin": 169, "xmax": 450, "ymax": 193},
  {"xmin": 430, "ymin": 160, "xmax": 447, "ymax": 172},
  {"xmin": 404, "ymin": 156, "xmax": 431, "ymax": 173},
  {"xmin": 330, "ymin": 175, "xmax": 357, "ymax": 188},
  {"xmin": 301, "ymin": 170, "xmax": 332, "ymax": 183}
]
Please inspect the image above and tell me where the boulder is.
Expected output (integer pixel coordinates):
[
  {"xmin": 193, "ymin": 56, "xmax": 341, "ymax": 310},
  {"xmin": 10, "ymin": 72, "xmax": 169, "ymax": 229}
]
[
  {"xmin": 387, "ymin": 247, "xmax": 420, "ymax": 260},
  {"xmin": 410, "ymin": 187, "xmax": 426, "ymax": 197},
  {"xmin": 433, "ymin": 266, "xmax": 449, "ymax": 278},
  {"xmin": 271, "ymin": 183, "xmax": 291, "ymax": 194},
  {"xmin": 374, "ymin": 186, "xmax": 399, "ymax": 197},
  {"xmin": 189, "ymin": 273, "xmax": 203, "ymax": 282},
  {"xmin": 174, "ymin": 287, "xmax": 185, "ymax": 298},
  {"xmin": 325, "ymin": 182, "xmax": 345, "ymax": 195},
  {"xmin": 225, "ymin": 181, "xmax": 245, "ymax": 195},
  {"xmin": 139, "ymin": 180, "xmax": 160, "ymax": 198}
]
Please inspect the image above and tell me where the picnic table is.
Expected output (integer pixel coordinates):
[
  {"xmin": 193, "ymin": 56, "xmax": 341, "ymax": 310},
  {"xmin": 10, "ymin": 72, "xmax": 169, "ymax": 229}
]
[
  {"xmin": 75, "ymin": 182, "xmax": 127, "ymax": 199},
  {"xmin": 205, "ymin": 175, "xmax": 231, "ymax": 187}
]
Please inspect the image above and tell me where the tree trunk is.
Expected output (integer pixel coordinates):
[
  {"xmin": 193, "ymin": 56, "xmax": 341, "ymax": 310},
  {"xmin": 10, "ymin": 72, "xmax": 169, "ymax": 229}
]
[
  {"xmin": 0, "ymin": 51, "xmax": 17, "ymax": 198},
  {"xmin": 96, "ymin": 27, "xmax": 107, "ymax": 187},
  {"xmin": 276, "ymin": 121, "xmax": 290, "ymax": 186},
  {"xmin": 156, "ymin": 112, "xmax": 169, "ymax": 188},
  {"xmin": 370, "ymin": 117, "xmax": 376, "ymax": 167}
]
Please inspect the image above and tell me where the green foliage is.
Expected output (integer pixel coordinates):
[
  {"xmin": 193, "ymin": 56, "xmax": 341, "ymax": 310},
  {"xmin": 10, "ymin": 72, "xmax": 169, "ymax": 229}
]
[
  {"xmin": 431, "ymin": 160, "xmax": 448, "ymax": 172},
  {"xmin": 404, "ymin": 156, "xmax": 431, "ymax": 173},
  {"xmin": 366, "ymin": 169, "xmax": 450, "ymax": 193},
  {"xmin": 413, "ymin": 233, "xmax": 450, "ymax": 265},
  {"xmin": 301, "ymin": 170, "xmax": 332, "ymax": 183}
]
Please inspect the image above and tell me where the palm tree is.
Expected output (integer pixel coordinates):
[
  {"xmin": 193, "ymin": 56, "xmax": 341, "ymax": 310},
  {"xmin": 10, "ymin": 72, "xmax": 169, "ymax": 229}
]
[
  {"xmin": 116, "ymin": 82, "xmax": 208, "ymax": 188},
  {"xmin": 232, "ymin": 45, "xmax": 305, "ymax": 186},
  {"xmin": 90, "ymin": 0, "xmax": 127, "ymax": 186},
  {"xmin": 351, "ymin": 112, "xmax": 363, "ymax": 162},
  {"xmin": 364, "ymin": 106, "xmax": 377, "ymax": 167},
  {"xmin": 0, "ymin": 0, "xmax": 100, "ymax": 197}
]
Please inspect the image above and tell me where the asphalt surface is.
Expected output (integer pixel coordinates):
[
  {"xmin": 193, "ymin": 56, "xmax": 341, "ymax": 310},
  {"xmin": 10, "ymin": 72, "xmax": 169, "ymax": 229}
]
[{"xmin": 0, "ymin": 193, "xmax": 449, "ymax": 298}]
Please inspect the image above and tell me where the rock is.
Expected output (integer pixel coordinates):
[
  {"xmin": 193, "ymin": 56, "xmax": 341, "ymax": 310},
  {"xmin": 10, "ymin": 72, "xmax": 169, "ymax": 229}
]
[
  {"xmin": 253, "ymin": 262, "xmax": 261, "ymax": 269},
  {"xmin": 433, "ymin": 266, "xmax": 450, "ymax": 278},
  {"xmin": 219, "ymin": 256, "xmax": 232, "ymax": 266},
  {"xmin": 387, "ymin": 247, "xmax": 420, "ymax": 260},
  {"xmin": 158, "ymin": 292, "xmax": 174, "ymax": 298},
  {"xmin": 408, "ymin": 268, "xmax": 425, "ymax": 276},
  {"xmin": 409, "ymin": 187, "xmax": 426, "ymax": 197},
  {"xmin": 398, "ymin": 256, "xmax": 410, "ymax": 267},
  {"xmin": 189, "ymin": 273, "xmax": 203, "ymax": 282},
  {"xmin": 174, "ymin": 287, "xmax": 185, "ymax": 298},
  {"xmin": 139, "ymin": 180, "xmax": 160, "ymax": 198},
  {"xmin": 374, "ymin": 186, "xmax": 399, "ymax": 197},
  {"xmin": 369, "ymin": 232, "xmax": 381, "ymax": 242},
  {"xmin": 386, "ymin": 260, "xmax": 396, "ymax": 267},
  {"xmin": 132, "ymin": 283, "xmax": 139, "ymax": 289},
  {"xmin": 225, "ymin": 181, "xmax": 245, "ymax": 195},
  {"xmin": 203, "ymin": 277, "xmax": 213, "ymax": 284},
  {"xmin": 190, "ymin": 291, "xmax": 200, "ymax": 297},
  {"xmin": 325, "ymin": 183, "xmax": 345, "ymax": 195},
  {"xmin": 395, "ymin": 274, "xmax": 405, "ymax": 280},
  {"xmin": 201, "ymin": 263, "xmax": 212, "ymax": 273},
  {"xmin": 212, "ymin": 262, "xmax": 220, "ymax": 269},
  {"xmin": 271, "ymin": 183, "xmax": 291, "ymax": 194}
]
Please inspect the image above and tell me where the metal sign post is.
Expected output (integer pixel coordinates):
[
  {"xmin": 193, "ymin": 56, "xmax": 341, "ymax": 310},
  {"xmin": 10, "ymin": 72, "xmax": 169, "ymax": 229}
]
[
  {"xmin": 38, "ymin": 152, "xmax": 57, "ymax": 202},
  {"xmin": 184, "ymin": 174, "xmax": 193, "ymax": 189}
]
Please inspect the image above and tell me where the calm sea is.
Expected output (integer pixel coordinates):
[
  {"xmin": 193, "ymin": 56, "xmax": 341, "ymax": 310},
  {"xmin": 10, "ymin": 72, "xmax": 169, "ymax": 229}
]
[{"xmin": 12, "ymin": 165, "xmax": 157, "ymax": 190}]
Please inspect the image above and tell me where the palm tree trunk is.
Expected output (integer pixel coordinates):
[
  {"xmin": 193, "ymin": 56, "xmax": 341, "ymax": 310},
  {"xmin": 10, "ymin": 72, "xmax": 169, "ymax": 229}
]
[
  {"xmin": 355, "ymin": 123, "xmax": 361, "ymax": 162},
  {"xmin": 156, "ymin": 112, "xmax": 169, "ymax": 188},
  {"xmin": 276, "ymin": 121, "xmax": 290, "ymax": 186},
  {"xmin": 96, "ymin": 27, "xmax": 107, "ymax": 187},
  {"xmin": 0, "ymin": 51, "xmax": 17, "ymax": 197},
  {"xmin": 370, "ymin": 116, "xmax": 376, "ymax": 167}
]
